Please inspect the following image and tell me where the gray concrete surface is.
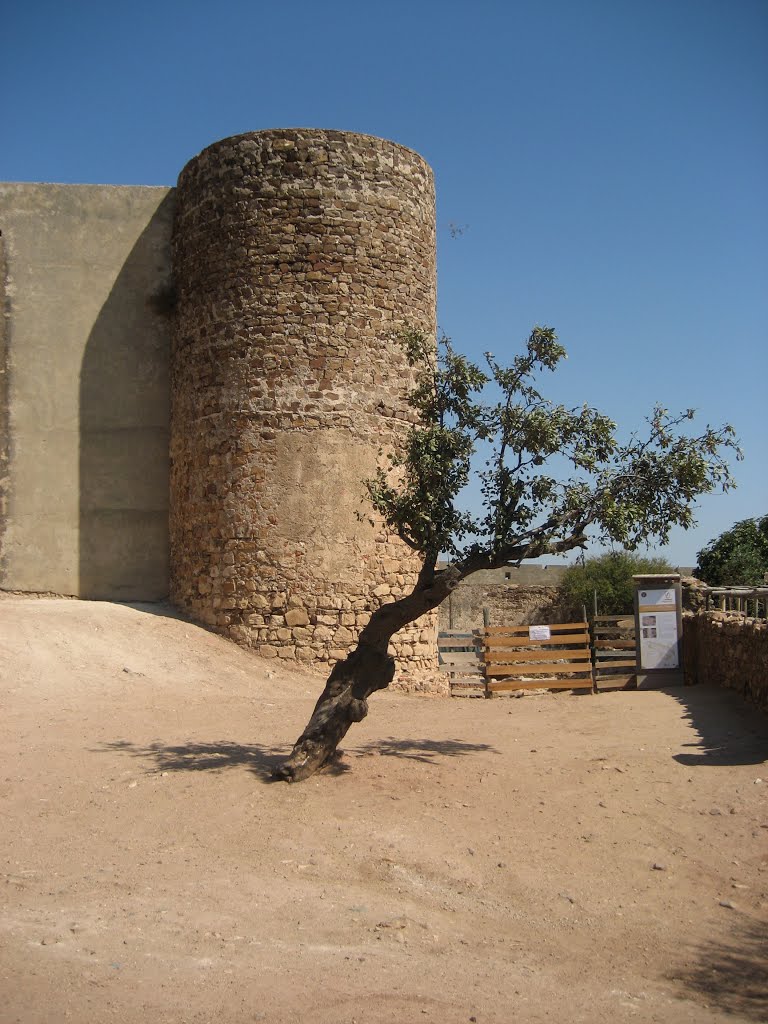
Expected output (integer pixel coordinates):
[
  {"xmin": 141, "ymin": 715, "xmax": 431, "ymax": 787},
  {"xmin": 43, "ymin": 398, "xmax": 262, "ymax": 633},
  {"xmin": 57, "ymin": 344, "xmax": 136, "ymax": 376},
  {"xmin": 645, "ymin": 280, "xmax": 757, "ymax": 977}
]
[{"xmin": 0, "ymin": 183, "xmax": 174, "ymax": 599}]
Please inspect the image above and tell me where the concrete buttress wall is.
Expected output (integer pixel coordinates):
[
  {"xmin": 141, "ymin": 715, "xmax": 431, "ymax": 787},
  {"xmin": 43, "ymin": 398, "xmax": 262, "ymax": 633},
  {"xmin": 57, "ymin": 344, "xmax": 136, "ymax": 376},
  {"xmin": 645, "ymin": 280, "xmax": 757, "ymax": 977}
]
[{"xmin": 0, "ymin": 183, "xmax": 173, "ymax": 598}]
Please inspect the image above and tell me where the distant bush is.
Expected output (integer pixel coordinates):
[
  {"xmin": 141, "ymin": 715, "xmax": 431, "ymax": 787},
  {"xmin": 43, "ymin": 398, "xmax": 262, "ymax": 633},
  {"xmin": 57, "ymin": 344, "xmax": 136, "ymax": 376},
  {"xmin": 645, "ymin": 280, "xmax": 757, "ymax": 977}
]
[{"xmin": 561, "ymin": 551, "xmax": 674, "ymax": 618}]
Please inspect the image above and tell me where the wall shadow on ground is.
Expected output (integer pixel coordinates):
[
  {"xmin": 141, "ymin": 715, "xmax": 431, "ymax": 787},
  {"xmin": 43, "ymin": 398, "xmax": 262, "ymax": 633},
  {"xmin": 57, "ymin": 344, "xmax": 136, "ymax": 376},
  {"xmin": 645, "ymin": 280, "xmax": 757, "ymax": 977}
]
[
  {"xmin": 79, "ymin": 193, "xmax": 174, "ymax": 600},
  {"xmin": 659, "ymin": 682, "xmax": 767, "ymax": 1019},
  {"xmin": 666, "ymin": 684, "xmax": 768, "ymax": 767},
  {"xmin": 669, "ymin": 917, "xmax": 768, "ymax": 1021}
]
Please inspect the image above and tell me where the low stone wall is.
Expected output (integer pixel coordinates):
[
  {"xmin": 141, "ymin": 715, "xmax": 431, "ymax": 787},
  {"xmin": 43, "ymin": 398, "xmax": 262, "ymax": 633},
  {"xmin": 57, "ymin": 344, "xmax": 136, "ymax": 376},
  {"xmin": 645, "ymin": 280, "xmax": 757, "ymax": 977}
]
[{"xmin": 683, "ymin": 611, "xmax": 768, "ymax": 711}]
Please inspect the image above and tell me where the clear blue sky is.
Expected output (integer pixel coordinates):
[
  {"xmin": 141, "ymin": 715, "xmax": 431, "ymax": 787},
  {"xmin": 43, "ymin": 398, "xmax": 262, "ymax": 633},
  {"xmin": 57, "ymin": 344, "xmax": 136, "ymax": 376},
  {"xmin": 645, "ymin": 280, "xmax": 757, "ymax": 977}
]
[{"xmin": 3, "ymin": 0, "xmax": 766, "ymax": 567}]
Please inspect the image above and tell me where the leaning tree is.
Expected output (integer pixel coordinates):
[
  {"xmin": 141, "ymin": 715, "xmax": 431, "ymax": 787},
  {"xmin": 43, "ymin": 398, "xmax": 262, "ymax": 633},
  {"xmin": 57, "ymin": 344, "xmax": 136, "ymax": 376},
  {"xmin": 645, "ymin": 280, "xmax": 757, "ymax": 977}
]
[{"xmin": 275, "ymin": 327, "xmax": 740, "ymax": 782}]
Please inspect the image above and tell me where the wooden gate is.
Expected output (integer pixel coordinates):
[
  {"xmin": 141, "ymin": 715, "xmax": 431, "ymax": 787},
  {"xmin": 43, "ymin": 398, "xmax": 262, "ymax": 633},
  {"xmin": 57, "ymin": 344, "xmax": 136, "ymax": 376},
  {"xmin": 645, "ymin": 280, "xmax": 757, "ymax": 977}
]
[
  {"xmin": 438, "ymin": 630, "xmax": 484, "ymax": 696},
  {"xmin": 483, "ymin": 622, "xmax": 595, "ymax": 696},
  {"xmin": 592, "ymin": 614, "xmax": 637, "ymax": 690}
]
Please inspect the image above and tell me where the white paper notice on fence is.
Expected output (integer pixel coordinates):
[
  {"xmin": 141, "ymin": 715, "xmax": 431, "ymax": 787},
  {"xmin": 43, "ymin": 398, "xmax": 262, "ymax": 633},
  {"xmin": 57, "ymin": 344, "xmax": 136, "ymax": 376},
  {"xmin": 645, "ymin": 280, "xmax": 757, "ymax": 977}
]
[
  {"xmin": 529, "ymin": 625, "xmax": 551, "ymax": 641},
  {"xmin": 638, "ymin": 588, "xmax": 679, "ymax": 669}
]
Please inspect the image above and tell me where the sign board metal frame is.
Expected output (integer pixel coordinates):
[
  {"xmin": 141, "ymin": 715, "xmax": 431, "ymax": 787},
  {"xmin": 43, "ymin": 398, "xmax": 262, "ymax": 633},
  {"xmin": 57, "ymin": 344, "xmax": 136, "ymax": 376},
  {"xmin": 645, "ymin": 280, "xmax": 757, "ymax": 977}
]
[{"xmin": 632, "ymin": 573, "xmax": 684, "ymax": 688}]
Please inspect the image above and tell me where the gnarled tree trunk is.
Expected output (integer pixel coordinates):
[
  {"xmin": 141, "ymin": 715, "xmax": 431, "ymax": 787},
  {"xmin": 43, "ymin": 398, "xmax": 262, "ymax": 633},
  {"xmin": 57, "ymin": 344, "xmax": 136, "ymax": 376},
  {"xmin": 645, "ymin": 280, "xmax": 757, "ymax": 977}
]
[
  {"xmin": 274, "ymin": 565, "xmax": 457, "ymax": 782},
  {"xmin": 273, "ymin": 535, "xmax": 580, "ymax": 781}
]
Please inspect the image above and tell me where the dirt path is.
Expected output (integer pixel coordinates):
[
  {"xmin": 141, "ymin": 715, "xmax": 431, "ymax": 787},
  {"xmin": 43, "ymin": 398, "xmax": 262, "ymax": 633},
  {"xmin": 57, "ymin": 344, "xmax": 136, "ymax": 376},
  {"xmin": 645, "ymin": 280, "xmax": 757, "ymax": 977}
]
[{"xmin": 1, "ymin": 597, "xmax": 766, "ymax": 1023}]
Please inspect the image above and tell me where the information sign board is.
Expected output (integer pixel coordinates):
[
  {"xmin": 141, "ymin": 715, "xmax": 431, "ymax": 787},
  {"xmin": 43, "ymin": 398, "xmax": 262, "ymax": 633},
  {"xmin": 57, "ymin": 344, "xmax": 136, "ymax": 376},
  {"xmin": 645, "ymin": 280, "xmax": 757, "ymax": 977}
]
[
  {"xmin": 632, "ymin": 574, "xmax": 684, "ymax": 686},
  {"xmin": 637, "ymin": 587, "xmax": 679, "ymax": 669}
]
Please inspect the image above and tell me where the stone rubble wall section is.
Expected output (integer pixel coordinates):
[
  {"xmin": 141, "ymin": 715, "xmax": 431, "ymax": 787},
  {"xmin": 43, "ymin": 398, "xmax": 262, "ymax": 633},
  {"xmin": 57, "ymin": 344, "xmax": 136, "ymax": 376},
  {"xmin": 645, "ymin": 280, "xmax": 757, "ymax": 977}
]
[
  {"xmin": 170, "ymin": 130, "xmax": 437, "ymax": 682},
  {"xmin": 683, "ymin": 611, "xmax": 768, "ymax": 712},
  {"xmin": 439, "ymin": 583, "xmax": 575, "ymax": 633}
]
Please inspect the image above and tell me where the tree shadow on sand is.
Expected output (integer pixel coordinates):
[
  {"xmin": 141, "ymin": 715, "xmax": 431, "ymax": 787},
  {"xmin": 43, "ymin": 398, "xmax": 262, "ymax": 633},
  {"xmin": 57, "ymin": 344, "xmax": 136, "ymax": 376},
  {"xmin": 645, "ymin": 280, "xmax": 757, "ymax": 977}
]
[
  {"xmin": 99, "ymin": 736, "xmax": 498, "ymax": 781},
  {"xmin": 354, "ymin": 736, "xmax": 498, "ymax": 764},
  {"xmin": 669, "ymin": 918, "xmax": 768, "ymax": 1021},
  {"xmin": 100, "ymin": 739, "xmax": 289, "ymax": 779}
]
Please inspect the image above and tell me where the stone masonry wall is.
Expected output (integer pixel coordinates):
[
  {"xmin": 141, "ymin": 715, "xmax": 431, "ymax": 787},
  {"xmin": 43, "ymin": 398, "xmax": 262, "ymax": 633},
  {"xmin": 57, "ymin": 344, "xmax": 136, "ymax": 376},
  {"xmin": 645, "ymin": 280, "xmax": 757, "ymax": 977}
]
[
  {"xmin": 170, "ymin": 130, "xmax": 438, "ymax": 683},
  {"xmin": 683, "ymin": 611, "xmax": 768, "ymax": 712},
  {"xmin": 439, "ymin": 582, "xmax": 573, "ymax": 633}
]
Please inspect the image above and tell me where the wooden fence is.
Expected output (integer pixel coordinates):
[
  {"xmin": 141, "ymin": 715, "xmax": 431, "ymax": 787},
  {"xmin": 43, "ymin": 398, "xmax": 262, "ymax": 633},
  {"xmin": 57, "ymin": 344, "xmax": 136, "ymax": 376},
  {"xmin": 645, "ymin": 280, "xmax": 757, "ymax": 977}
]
[
  {"xmin": 439, "ymin": 617, "xmax": 644, "ymax": 696},
  {"xmin": 704, "ymin": 587, "xmax": 768, "ymax": 619},
  {"xmin": 482, "ymin": 622, "xmax": 595, "ymax": 696}
]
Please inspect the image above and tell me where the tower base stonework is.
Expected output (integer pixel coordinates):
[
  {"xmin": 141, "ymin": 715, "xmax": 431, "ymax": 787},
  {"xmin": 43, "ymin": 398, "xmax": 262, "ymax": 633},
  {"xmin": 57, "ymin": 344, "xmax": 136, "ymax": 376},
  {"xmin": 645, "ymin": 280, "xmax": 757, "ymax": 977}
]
[{"xmin": 170, "ymin": 129, "xmax": 439, "ymax": 683}]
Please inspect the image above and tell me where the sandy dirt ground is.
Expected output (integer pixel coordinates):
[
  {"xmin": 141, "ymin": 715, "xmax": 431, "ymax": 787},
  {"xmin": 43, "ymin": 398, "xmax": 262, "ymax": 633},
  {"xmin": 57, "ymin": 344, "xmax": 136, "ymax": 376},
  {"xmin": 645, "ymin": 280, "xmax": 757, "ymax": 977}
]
[{"xmin": 1, "ymin": 596, "xmax": 766, "ymax": 1024}]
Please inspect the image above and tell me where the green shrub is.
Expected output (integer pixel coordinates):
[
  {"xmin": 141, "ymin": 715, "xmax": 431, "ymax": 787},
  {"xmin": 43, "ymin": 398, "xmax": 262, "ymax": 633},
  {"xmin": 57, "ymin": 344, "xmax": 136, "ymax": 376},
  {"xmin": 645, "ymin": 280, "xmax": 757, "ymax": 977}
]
[
  {"xmin": 695, "ymin": 515, "xmax": 768, "ymax": 586},
  {"xmin": 561, "ymin": 550, "xmax": 674, "ymax": 618}
]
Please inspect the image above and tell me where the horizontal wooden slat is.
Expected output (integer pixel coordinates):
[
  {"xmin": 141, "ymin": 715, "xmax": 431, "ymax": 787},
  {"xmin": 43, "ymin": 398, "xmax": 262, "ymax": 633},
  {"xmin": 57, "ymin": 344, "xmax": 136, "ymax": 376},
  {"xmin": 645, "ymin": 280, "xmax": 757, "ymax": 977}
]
[
  {"xmin": 488, "ymin": 678, "xmax": 593, "ymax": 691},
  {"xmin": 440, "ymin": 651, "xmax": 482, "ymax": 663},
  {"xmin": 595, "ymin": 648, "xmax": 637, "ymax": 658},
  {"xmin": 486, "ymin": 634, "xmax": 590, "ymax": 648},
  {"xmin": 485, "ymin": 622, "xmax": 588, "ymax": 635},
  {"xmin": 596, "ymin": 678, "xmax": 635, "ymax": 691},
  {"xmin": 486, "ymin": 665, "xmax": 593, "ymax": 677},
  {"xmin": 485, "ymin": 649, "xmax": 591, "ymax": 664},
  {"xmin": 595, "ymin": 660, "xmax": 637, "ymax": 671},
  {"xmin": 593, "ymin": 626, "xmax": 636, "ymax": 637},
  {"xmin": 594, "ymin": 639, "xmax": 636, "ymax": 649},
  {"xmin": 486, "ymin": 658, "xmax": 591, "ymax": 670},
  {"xmin": 483, "ymin": 627, "xmax": 532, "ymax": 635},
  {"xmin": 594, "ymin": 615, "xmax": 635, "ymax": 623}
]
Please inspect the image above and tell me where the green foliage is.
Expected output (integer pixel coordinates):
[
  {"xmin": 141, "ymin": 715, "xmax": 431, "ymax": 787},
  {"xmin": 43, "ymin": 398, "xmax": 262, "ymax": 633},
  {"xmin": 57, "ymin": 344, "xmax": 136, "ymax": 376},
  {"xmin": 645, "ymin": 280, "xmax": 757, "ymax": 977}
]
[
  {"xmin": 695, "ymin": 515, "xmax": 768, "ymax": 586},
  {"xmin": 561, "ymin": 551, "xmax": 674, "ymax": 618},
  {"xmin": 366, "ymin": 327, "xmax": 741, "ymax": 581}
]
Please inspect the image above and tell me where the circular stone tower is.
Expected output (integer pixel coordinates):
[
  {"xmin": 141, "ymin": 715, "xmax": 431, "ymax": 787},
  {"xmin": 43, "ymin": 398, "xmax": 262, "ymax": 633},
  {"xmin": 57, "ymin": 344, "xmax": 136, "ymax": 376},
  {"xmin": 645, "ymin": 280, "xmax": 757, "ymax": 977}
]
[{"xmin": 170, "ymin": 129, "xmax": 438, "ymax": 680}]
